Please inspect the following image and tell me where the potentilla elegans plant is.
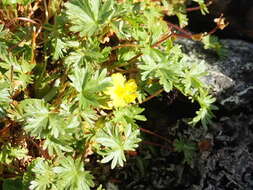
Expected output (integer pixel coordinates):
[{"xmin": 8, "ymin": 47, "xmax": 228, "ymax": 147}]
[{"xmin": 0, "ymin": 0, "xmax": 226, "ymax": 189}]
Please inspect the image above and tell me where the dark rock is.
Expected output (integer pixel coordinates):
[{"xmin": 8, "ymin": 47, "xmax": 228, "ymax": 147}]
[
  {"xmin": 187, "ymin": 0, "xmax": 253, "ymax": 42},
  {"xmin": 177, "ymin": 38, "xmax": 253, "ymax": 189},
  {"xmin": 197, "ymin": 112, "xmax": 253, "ymax": 190}
]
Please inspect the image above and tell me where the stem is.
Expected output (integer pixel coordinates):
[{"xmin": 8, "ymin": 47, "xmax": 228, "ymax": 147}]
[
  {"xmin": 114, "ymin": 67, "xmax": 139, "ymax": 73},
  {"xmin": 206, "ymin": 26, "xmax": 219, "ymax": 36},
  {"xmin": 166, "ymin": 22, "xmax": 192, "ymax": 36},
  {"xmin": 140, "ymin": 127, "xmax": 172, "ymax": 144},
  {"xmin": 28, "ymin": 0, "xmax": 40, "ymax": 18},
  {"xmin": 15, "ymin": 17, "xmax": 39, "ymax": 25},
  {"xmin": 151, "ymin": 32, "xmax": 173, "ymax": 48},
  {"xmin": 31, "ymin": 27, "xmax": 36, "ymax": 64},
  {"xmin": 141, "ymin": 89, "xmax": 164, "ymax": 104},
  {"xmin": 127, "ymin": 53, "xmax": 142, "ymax": 65},
  {"xmin": 43, "ymin": 0, "xmax": 49, "ymax": 24},
  {"xmin": 112, "ymin": 43, "xmax": 140, "ymax": 50},
  {"xmin": 173, "ymin": 33, "xmax": 193, "ymax": 39},
  {"xmin": 30, "ymin": 26, "xmax": 42, "ymax": 64}
]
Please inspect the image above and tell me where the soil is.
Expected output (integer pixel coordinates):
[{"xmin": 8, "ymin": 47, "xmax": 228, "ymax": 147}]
[{"xmin": 105, "ymin": 91, "xmax": 253, "ymax": 190}]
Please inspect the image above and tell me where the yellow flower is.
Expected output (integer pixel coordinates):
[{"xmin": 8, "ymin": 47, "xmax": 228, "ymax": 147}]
[{"xmin": 105, "ymin": 73, "xmax": 138, "ymax": 107}]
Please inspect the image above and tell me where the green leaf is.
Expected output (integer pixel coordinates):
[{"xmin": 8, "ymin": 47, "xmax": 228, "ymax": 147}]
[
  {"xmin": 29, "ymin": 158, "xmax": 57, "ymax": 190},
  {"xmin": 0, "ymin": 81, "xmax": 11, "ymax": 117},
  {"xmin": 190, "ymin": 90, "xmax": 218, "ymax": 128},
  {"xmin": 0, "ymin": 25, "xmax": 8, "ymax": 57},
  {"xmin": 201, "ymin": 35, "xmax": 226, "ymax": 57},
  {"xmin": 52, "ymin": 38, "xmax": 67, "ymax": 60},
  {"xmin": 0, "ymin": 144, "xmax": 28, "ymax": 164},
  {"xmin": 0, "ymin": 54, "xmax": 35, "ymax": 89},
  {"xmin": 43, "ymin": 136, "xmax": 74, "ymax": 156},
  {"xmin": 113, "ymin": 105, "xmax": 146, "ymax": 126},
  {"xmin": 69, "ymin": 67, "xmax": 111, "ymax": 108},
  {"xmin": 65, "ymin": 0, "xmax": 115, "ymax": 37},
  {"xmin": 176, "ymin": 12, "xmax": 188, "ymax": 28},
  {"xmin": 140, "ymin": 48, "xmax": 182, "ymax": 92},
  {"xmin": 19, "ymin": 99, "xmax": 67, "ymax": 138},
  {"xmin": 53, "ymin": 157, "xmax": 95, "ymax": 190},
  {"xmin": 65, "ymin": 40, "xmax": 111, "ymax": 68},
  {"xmin": 174, "ymin": 138, "xmax": 197, "ymax": 165},
  {"xmin": 163, "ymin": 2, "xmax": 188, "ymax": 27},
  {"xmin": 96, "ymin": 122, "xmax": 141, "ymax": 169},
  {"xmin": 180, "ymin": 61, "xmax": 207, "ymax": 95},
  {"xmin": 193, "ymin": 0, "xmax": 209, "ymax": 15}
]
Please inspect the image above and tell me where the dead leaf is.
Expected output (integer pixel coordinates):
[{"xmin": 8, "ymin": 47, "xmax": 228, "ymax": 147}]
[{"xmin": 214, "ymin": 15, "xmax": 229, "ymax": 30}]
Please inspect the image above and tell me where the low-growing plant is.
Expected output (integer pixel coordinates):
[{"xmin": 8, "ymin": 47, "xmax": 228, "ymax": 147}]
[{"xmin": 0, "ymin": 0, "xmax": 225, "ymax": 189}]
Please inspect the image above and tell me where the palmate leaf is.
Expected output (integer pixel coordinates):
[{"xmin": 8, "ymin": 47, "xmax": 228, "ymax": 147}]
[
  {"xmin": 65, "ymin": 39, "xmax": 111, "ymax": 68},
  {"xmin": 174, "ymin": 138, "xmax": 197, "ymax": 164},
  {"xmin": 65, "ymin": 0, "xmax": 115, "ymax": 37},
  {"xmin": 190, "ymin": 90, "xmax": 218, "ymax": 128},
  {"xmin": 44, "ymin": 15, "xmax": 80, "ymax": 61},
  {"xmin": 96, "ymin": 122, "xmax": 141, "ymax": 169},
  {"xmin": 180, "ymin": 61, "xmax": 207, "ymax": 95},
  {"xmin": 0, "ymin": 24, "xmax": 9, "ymax": 59},
  {"xmin": 69, "ymin": 67, "xmax": 111, "ymax": 108},
  {"xmin": 19, "ymin": 99, "xmax": 67, "ymax": 138},
  {"xmin": 162, "ymin": 0, "xmax": 188, "ymax": 27},
  {"xmin": 53, "ymin": 157, "xmax": 94, "ymax": 190},
  {"xmin": 193, "ymin": 0, "xmax": 209, "ymax": 15},
  {"xmin": 29, "ymin": 157, "xmax": 94, "ymax": 190},
  {"xmin": 0, "ymin": 144, "xmax": 28, "ymax": 164},
  {"xmin": 29, "ymin": 158, "xmax": 58, "ymax": 190},
  {"xmin": 0, "ymin": 41, "xmax": 8, "ymax": 58},
  {"xmin": 140, "ymin": 48, "xmax": 182, "ymax": 92},
  {"xmin": 52, "ymin": 38, "xmax": 67, "ymax": 60},
  {"xmin": 0, "ymin": 54, "xmax": 35, "ymax": 89},
  {"xmin": 112, "ymin": 105, "xmax": 146, "ymax": 126},
  {"xmin": 43, "ymin": 136, "xmax": 74, "ymax": 156},
  {"xmin": 201, "ymin": 35, "xmax": 226, "ymax": 57},
  {"xmin": 0, "ymin": 81, "xmax": 11, "ymax": 117}
]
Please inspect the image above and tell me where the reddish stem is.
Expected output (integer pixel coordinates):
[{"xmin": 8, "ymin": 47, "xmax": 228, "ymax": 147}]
[
  {"xmin": 207, "ymin": 26, "xmax": 219, "ymax": 36},
  {"xmin": 166, "ymin": 22, "xmax": 192, "ymax": 36},
  {"xmin": 140, "ymin": 127, "xmax": 172, "ymax": 144},
  {"xmin": 151, "ymin": 32, "xmax": 173, "ymax": 47},
  {"xmin": 141, "ymin": 89, "xmax": 164, "ymax": 104},
  {"xmin": 173, "ymin": 33, "xmax": 193, "ymax": 39}
]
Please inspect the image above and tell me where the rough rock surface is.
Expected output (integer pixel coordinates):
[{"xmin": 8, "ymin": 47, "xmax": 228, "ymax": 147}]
[
  {"xmin": 180, "ymin": 39, "xmax": 253, "ymax": 190},
  {"xmin": 198, "ymin": 111, "xmax": 253, "ymax": 190}
]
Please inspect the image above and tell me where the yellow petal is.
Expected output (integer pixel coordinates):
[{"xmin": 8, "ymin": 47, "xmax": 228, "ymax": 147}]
[
  {"xmin": 124, "ymin": 79, "xmax": 137, "ymax": 103},
  {"xmin": 104, "ymin": 73, "xmax": 138, "ymax": 108},
  {"xmin": 111, "ymin": 73, "xmax": 125, "ymax": 87}
]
